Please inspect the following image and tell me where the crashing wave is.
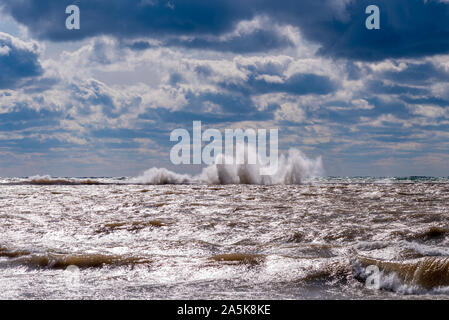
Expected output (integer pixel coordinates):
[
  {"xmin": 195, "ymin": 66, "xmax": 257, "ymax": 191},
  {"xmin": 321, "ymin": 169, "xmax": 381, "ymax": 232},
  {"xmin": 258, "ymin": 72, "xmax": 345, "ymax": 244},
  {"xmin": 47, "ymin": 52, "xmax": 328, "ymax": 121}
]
[
  {"xmin": 131, "ymin": 148, "xmax": 323, "ymax": 185},
  {"xmin": 127, "ymin": 168, "xmax": 193, "ymax": 185},
  {"xmin": 1, "ymin": 148, "xmax": 323, "ymax": 186},
  {"xmin": 21, "ymin": 175, "xmax": 102, "ymax": 185},
  {"xmin": 353, "ymin": 256, "xmax": 449, "ymax": 294},
  {"xmin": 0, "ymin": 246, "xmax": 149, "ymax": 269}
]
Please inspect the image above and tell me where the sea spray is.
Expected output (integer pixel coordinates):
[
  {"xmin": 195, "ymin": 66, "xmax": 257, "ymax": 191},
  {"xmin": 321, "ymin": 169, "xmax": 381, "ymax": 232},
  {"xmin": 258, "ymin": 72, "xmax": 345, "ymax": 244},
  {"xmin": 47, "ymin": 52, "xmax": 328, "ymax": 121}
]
[
  {"xmin": 353, "ymin": 256, "xmax": 449, "ymax": 293},
  {"xmin": 5, "ymin": 148, "xmax": 323, "ymax": 185},
  {"xmin": 128, "ymin": 168, "xmax": 193, "ymax": 185},
  {"xmin": 131, "ymin": 148, "xmax": 323, "ymax": 185}
]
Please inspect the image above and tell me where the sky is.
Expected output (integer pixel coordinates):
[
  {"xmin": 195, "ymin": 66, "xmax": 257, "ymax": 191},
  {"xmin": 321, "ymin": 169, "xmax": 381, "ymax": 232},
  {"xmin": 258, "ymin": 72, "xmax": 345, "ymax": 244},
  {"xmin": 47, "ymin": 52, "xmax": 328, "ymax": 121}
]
[{"xmin": 1, "ymin": 0, "xmax": 449, "ymax": 177}]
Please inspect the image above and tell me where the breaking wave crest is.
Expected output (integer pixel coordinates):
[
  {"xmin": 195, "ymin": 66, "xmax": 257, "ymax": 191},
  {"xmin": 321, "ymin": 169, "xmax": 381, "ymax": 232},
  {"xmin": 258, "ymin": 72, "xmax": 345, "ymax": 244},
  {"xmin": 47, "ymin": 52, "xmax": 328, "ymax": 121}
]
[
  {"xmin": 131, "ymin": 148, "xmax": 323, "ymax": 185},
  {"xmin": 0, "ymin": 148, "xmax": 323, "ymax": 185},
  {"xmin": 27, "ymin": 175, "xmax": 102, "ymax": 185},
  {"xmin": 128, "ymin": 168, "xmax": 193, "ymax": 185},
  {"xmin": 353, "ymin": 256, "xmax": 449, "ymax": 294},
  {"xmin": 0, "ymin": 246, "xmax": 150, "ymax": 269},
  {"xmin": 209, "ymin": 253, "xmax": 265, "ymax": 265},
  {"xmin": 0, "ymin": 175, "xmax": 105, "ymax": 185}
]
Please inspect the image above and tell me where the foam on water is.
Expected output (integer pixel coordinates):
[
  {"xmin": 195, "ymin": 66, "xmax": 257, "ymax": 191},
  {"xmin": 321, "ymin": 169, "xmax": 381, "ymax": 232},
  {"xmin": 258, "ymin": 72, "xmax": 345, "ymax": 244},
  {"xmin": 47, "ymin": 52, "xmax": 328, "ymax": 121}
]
[
  {"xmin": 0, "ymin": 159, "xmax": 448, "ymax": 299},
  {"xmin": 128, "ymin": 168, "xmax": 193, "ymax": 185},
  {"xmin": 353, "ymin": 256, "xmax": 449, "ymax": 294},
  {"xmin": 131, "ymin": 148, "xmax": 323, "ymax": 185}
]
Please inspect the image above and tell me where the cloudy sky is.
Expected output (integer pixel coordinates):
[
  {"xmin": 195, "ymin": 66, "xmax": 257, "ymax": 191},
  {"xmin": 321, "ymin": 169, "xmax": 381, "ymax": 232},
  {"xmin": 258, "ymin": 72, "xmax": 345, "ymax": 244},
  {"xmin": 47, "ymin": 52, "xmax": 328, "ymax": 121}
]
[{"xmin": 1, "ymin": 0, "xmax": 449, "ymax": 177}]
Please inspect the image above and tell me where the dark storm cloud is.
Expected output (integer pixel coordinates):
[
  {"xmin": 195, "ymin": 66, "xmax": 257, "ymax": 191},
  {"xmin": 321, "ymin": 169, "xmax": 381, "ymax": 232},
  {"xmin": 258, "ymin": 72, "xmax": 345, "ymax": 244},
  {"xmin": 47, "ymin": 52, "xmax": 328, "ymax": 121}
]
[
  {"xmin": 399, "ymin": 96, "xmax": 449, "ymax": 107},
  {"xmin": 123, "ymin": 41, "xmax": 153, "ymax": 51},
  {"xmin": 379, "ymin": 62, "xmax": 449, "ymax": 85},
  {"xmin": 169, "ymin": 73, "xmax": 184, "ymax": 86},
  {"xmin": 366, "ymin": 80, "xmax": 429, "ymax": 96},
  {"xmin": 165, "ymin": 28, "xmax": 294, "ymax": 53},
  {"xmin": 221, "ymin": 73, "xmax": 337, "ymax": 96},
  {"xmin": 345, "ymin": 62, "xmax": 364, "ymax": 81},
  {"xmin": 0, "ymin": 137, "xmax": 65, "ymax": 152},
  {"xmin": 0, "ymin": 0, "xmax": 253, "ymax": 41},
  {"xmin": 278, "ymin": 0, "xmax": 449, "ymax": 61},
  {"xmin": 194, "ymin": 65, "xmax": 212, "ymax": 77},
  {"xmin": 143, "ymin": 107, "xmax": 274, "ymax": 124},
  {"xmin": 0, "ymin": 33, "xmax": 43, "ymax": 89},
  {"xmin": 138, "ymin": 90, "xmax": 276, "ymax": 124},
  {"xmin": 0, "ymin": 106, "xmax": 61, "ymax": 131},
  {"xmin": 273, "ymin": 0, "xmax": 449, "ymax": 61},
  {"xmin": 4, "ymin": 0, "xmax": 449, "ymax": 60}
]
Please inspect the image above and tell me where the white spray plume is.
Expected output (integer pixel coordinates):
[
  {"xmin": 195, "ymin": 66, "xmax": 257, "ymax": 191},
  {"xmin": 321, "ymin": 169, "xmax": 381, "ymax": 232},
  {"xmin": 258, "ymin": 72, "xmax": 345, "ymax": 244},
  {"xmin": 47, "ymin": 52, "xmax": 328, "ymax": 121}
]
[{"xmin": 130, "ymin": 148, "xmax": 323, "ymax": 185}]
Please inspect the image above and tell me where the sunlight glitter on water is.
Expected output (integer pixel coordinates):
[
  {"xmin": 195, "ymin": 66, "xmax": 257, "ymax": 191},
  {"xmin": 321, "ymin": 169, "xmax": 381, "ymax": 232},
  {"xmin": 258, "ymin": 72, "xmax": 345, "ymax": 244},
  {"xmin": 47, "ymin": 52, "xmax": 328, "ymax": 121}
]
[{"xmin": 1, "ymin": 179, "xmax": 449, "ymax": 299}]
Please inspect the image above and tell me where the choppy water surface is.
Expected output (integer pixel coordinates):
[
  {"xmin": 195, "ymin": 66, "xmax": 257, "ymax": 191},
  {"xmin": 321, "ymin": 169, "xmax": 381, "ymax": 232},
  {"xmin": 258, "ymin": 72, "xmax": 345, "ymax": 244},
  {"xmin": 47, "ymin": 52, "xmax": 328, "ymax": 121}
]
[{"xmin": 1, "ymin": 177, "xmax": 449, "ymax": 299}]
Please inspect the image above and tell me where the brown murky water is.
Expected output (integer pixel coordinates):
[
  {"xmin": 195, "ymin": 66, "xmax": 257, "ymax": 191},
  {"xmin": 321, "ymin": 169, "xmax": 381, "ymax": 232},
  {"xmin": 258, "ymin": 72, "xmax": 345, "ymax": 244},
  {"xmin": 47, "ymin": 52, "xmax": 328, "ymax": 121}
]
[{"xmin": 1, "ymin": 177, "xmax": 448, "ymax": 299}]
